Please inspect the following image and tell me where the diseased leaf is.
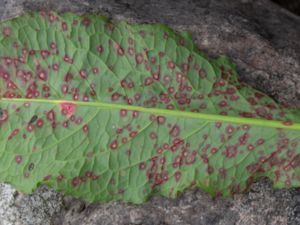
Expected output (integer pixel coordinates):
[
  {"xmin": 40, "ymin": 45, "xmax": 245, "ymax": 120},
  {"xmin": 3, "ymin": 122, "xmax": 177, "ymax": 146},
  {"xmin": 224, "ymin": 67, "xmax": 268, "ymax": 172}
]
[{"xmin": 0, "ymin": 12, "xmax": 299, "ymax": 203}]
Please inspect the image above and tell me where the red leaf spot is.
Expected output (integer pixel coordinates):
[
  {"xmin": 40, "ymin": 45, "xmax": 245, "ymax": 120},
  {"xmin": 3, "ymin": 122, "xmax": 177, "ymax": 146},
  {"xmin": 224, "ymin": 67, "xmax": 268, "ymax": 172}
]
[
  {"xmin": 85, "ymin": 171, "xmax": 93, "ymax": 178},
  {"xmin": 163, "ymin": 143, "xmax": 169, "ymax": 149},
  {"xmin": 63, "ymin": 55, "xmax": 73, "ymax": 64},
  {"xmin": 15, "ymin": 155, "xmax": 23, "ymax": 164},
  {"xmin": 152, "ymin": 72, "xmax": 160, "ymax": 80},
  {"xmin": 223, "ymin": 145, "xmax": 238, "ymax": 158},
  {"xmin": 97, "ymin": 45, "xmax": 104, "ymax": 53},
  {"xmin": 238, "ymin": 133, "xmax": 249, "ymax": 145},
  {"xmin": 128, "ymin": 47, "xmax": 135, "ymax": 55},
  {"xmin": 61, "ymin": 84, "xmax": 69, "ymax": 94},
  {"xmin": 37, "ymin": 69, "xmax": 48, "ymax": 81},
  {"xmin": 139, "ymin": 162, "xmax": 146, "ymax": 170},
  {"xmin": 219, "ymin": 168, "xmax": 227, "ymax": 177},
  {"xmin": 62, "ymin": 121, "xmax": 69, "ymax": 128},
  {"xmin": 254, "ymin": 92, "xmax": 265, "ymax": 99},
  {"xmin": 43, "ymin": 175, "xmax": 52, "ymax": 181},
  {"xmin": 47, "ymin": 110, "xmax": 56, "ymax": 121},
  {"xmin": 8, "ymin": 128, "xmax": 20, "ymax": 140},
  {"xmin": 149, "ymin": 132, "xmax": 158, "ymax": 139},
  {"xmin": 174, "ymin": 171, "xmax": 181, "ymax": 182},
  {"xmin": 120, "ymin": 79, "xmax": 127, "ymax": 88},
  {"xmin": 156, "ymin": 147, "xmax": 163, "ymax": 154},
  {"xmin": 239, "ymin": 112, "xmax": 254, "ymax": 118},
  {"xmin": 200, "ymin": 103, "xmax": 207, "ymax": 109},
  {"xmin": 132, "ymin": 111, "xmax": 139, "ymax": 118},
  {"xmin": 256, "ymin": 138, "xmax": 265, "ymax": 145},
  {"xmin": 75, "ymin": 117, "xmax": 83, "ymax": 125},
  {"xmin": 49, "ymin": 42, "xmax": 57, "ymax": 49},
  {"xmin": 167, "ymin": 61, "xmax": 175, "ymax": 69},
  {"xmin": 26, "ymin": 124, "xmax": 34, "ymax": 132},
  {"xmin": 282, "ymin": 121, "xmax": 293, "ymax": 126},
  {"xmin": 73, "ymin": 93, "xmax": 80, "ymax": 101},
  {"xmin": 242, "ymin": 124, "xmax": 251, "ymax": 130},
  {"xmin": 218, "ymin": 100, "xmax": 228, "ymax": 108},
  {"xmin": 116, "ymin": 127, "xmax": 123, "ymax": 134},
  {"xmin": 41, "ymin": 50, "xmax": 50, "ymax": 59},
  {"xmin": 226, "ymin": 87, "xmax": 236, "ymax": 95},
  {"xmin": 2, "ymin": 27, "xmax": 11, "ymax": 37},
  {"xmin": 83, "ymin": 95, "xmax": 89, "ymax": 102},
  {"xmin": 128, "ymin": 37, "xmax": 134, "ymax": 45},
  {"xmin": 110, "ymin": 140, "xmax": 118, "ymax": 150},
  {"xmin": 64, "ymin": 72, "xmax": 73, "ymax": 82},
  {"xmin": 79, "ymin": 69, "xmax": 88, "ymax": 79},
  {"xmin": 144, "ymin": 77, "xmax": 153, "ymax": 86},
  {"xmin": 91, "ymin": 175, "xmax": 99, "ymax": 180},
  {"xmin": 226, "ymin": 125, "xmax": 234, "ymax": 134},
  {"xmin": 129, "ymin": 131, "xmax": 138, "ymax": 138},
  {"xmin": 111, "ymin": 92, "xmax": 121, "ymax": 101},
  {"xmin": 83, "ymin": 124, "xmax": 89, "ymax": 133},
  {"xmin": 92, "ymin": 67, "xmax": 99, "ymax": 74},
  {"xmin": 139, "ymin": 30, "xmax": 145, "ymax": 37},
  {"xmin": 71, "ymin": 177, "xmax": 81, "ymax": 187},
  {"xmin": 198, "ymin": 69, "xmax": 207, "ymax": 79},
  {"xmin": 201, "ymin": 154, "xmax": 209, "ymax": 163},
  {"xmin": 159, "ymin": 157, "xmax": 166, "ymax": 165},
  {"xmin": 211, "ymin": 147, "xmax": 218, "ymax": 154},
  {"xmin": 157, "ymin": 116, "xmax": 166, "ymax": 125},
  {"xmin": 81, "ymin": 17, "xmax": 91, "ymax": 27},
  {"xmin": 60, "ymin": 102, "xmax": 76, "ymax": 116},
  {"xmin": 52, "ymin": 64, "xmax": 59, "ymax": 71},
  {"xmin": 215, "ymin": 122, "xmax": 222, "ymax": 129},
  {"xmin": 36, "ymin": 119, "xmax": 44, "ymax": 128},
  {"xmin": 122, "ymin": 137, "xmax": 128, "ymax": 144},
  {"xmin": 207, "ymin": 166, "xmax": 214, "ymax": 174},
  {"xmin": 56, "ymin": 175, "xmax": 64, "ymax": 182},
  {"xmin": 120, "ymin": 109, "xmax": 128, "ymax": 117},
  {"xmin": 135, "ymin": 53, "xmax": 144, "ymax": 64},
  {"xmin": 247, "ymin": 144, "xmax": 255, "ymax": 151},
  {"xmin": 170, "ymin": 125, "xmax": 180, "ymax": 137},
  {"xmin": 117, "ymin": 47, "xmax": 125, "ymax": 56}
]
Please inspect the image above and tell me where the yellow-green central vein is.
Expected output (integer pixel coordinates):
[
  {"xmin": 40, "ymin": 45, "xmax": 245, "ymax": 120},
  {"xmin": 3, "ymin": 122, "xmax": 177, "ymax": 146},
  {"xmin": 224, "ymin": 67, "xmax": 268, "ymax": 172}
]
[{"xmin": 1, "ymin": 97, "xmax": 300, "ymax": 130}]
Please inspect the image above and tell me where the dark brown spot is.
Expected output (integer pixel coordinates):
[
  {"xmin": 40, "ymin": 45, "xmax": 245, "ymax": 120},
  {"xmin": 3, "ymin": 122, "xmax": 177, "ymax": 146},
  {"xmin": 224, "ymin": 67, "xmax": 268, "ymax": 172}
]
[{"xmin": 28, "ymin": 115, "xmax": 38, "ymax": 124}]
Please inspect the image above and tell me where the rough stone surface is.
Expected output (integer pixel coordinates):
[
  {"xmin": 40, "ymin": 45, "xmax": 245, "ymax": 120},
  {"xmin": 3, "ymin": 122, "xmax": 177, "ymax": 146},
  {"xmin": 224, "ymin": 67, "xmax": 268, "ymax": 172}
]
[
  {"xmin": 0, "ymin": 184, "xmax": 62, "ymax": 225},
  {"xmin": 0, "ymin": 0, "xmax": 300, "ymax": 225}
]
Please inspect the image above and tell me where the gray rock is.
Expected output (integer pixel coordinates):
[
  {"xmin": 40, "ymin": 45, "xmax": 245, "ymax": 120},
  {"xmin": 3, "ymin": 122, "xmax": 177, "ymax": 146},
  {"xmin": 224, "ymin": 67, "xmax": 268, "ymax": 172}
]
[
  {"xmin": 0, "ymin": 0, "xmax": 300, "ymax": 225},
  {"xmin": 0, "ymin": 184, "xmax": 62, "ymax": 225}
]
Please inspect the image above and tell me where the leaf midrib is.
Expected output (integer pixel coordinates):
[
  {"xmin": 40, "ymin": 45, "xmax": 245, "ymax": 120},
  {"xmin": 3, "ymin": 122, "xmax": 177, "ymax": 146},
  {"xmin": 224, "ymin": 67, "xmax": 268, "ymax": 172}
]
[{"xmin": 1, "ymin": 97, "xmax": 299, "ymax": 130}]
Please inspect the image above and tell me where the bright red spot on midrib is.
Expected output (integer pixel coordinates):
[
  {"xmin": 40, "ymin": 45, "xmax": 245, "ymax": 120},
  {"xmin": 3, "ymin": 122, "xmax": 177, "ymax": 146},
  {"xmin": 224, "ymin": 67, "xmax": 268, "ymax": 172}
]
[{"xmin": 59, "ymin": 102, "xmax": 77, "ymax": 116}]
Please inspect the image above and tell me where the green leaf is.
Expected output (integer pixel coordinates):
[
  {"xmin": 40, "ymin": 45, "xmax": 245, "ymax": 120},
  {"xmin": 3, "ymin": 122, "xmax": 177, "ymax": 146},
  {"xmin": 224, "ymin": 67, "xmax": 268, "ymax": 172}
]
[{"xmin": 0, "ymin": 12, "xmax": 299, "ymax": 203}]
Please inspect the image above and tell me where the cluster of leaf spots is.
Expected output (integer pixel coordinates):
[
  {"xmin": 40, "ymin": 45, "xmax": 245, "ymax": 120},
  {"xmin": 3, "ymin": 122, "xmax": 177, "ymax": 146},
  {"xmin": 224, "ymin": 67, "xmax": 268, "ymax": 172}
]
[{"xmin": 0, "ymin": 12, "xmax": 299, "ymax": 203}]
